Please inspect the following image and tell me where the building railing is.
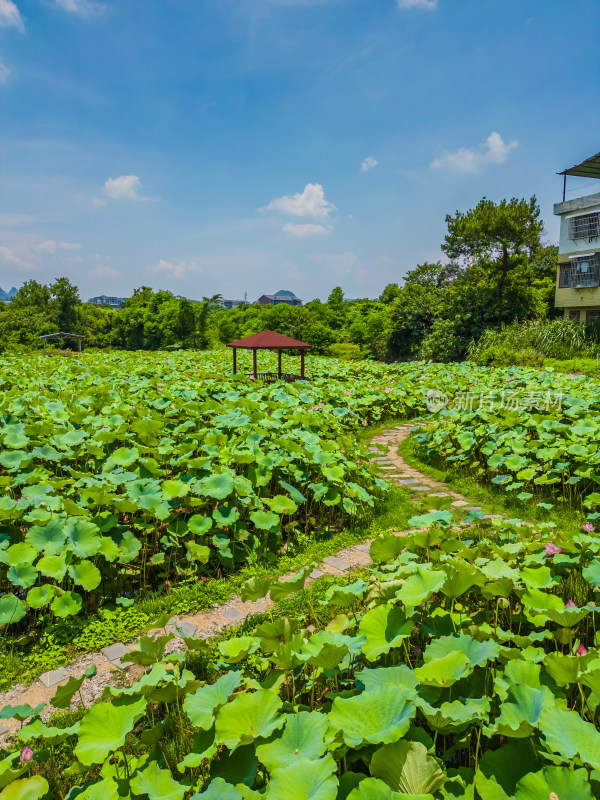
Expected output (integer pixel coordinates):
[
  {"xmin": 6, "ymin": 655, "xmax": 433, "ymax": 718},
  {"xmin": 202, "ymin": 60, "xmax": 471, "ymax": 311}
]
[{"xmin": 250, "ymin": 372, "xmax": 309, "ymax": 383}]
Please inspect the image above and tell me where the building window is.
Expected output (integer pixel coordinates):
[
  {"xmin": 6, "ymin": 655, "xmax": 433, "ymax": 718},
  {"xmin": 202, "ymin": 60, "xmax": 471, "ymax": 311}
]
[
  {"xmin": 569, "ymin": 212, "xmax": 600, "ymax": 241},
  {"xmin": 569, "ymin": 310, "xmax": 581, "ymax": 322},
  {"xmin": 559, "ymin": 255, "xmax": 600, "ymax": 289},
  {"xmin": 586, "ymin": 310, "xmax": 600, "ymax": 325}
]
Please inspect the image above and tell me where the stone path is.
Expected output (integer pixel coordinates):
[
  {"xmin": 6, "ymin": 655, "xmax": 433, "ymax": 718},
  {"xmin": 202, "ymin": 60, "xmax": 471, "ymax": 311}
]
[{"xmin": 0, "ymin": 422, "xmax": 471, "ymax": 741}]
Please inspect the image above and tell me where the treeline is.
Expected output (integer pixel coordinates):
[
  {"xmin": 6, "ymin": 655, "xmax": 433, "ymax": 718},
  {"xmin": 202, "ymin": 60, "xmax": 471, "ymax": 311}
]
[{"xmin": 0, "ymin": 197, "xmax": 563, "ymax": 360}]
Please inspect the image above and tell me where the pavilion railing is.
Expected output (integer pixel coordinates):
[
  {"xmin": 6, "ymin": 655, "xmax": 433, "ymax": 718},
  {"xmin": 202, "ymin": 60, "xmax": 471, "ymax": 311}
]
[{"xmin": 251, "ymin": 372, "xmax": 309, "ymax": 384}]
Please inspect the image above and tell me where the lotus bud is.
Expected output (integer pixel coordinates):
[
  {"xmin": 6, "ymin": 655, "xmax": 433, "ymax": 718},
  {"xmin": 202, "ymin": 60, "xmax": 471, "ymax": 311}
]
[
  {"xmin": 19, "ymin": 747, "xmax": 33, "ymax": 763},
  {"xmin": 577, "ymin": 644, "xmax": 589, "ymax": 656}
]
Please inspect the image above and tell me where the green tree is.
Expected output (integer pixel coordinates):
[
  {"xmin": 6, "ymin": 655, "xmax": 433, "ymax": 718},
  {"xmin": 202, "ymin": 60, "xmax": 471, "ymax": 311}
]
[
  {"xmin": 196, "ymin": 294, "xmax": 221, "ymax": 349},
  {"xmin": 442, "ymin": 196, "xmax": 543, "ymax": 300},
  {"xmin": 404, "ymin": 261, "xmax": 462, "ymax": 288},
  {"xmin": 12, "ymin": 280, "xmax": 51, "ymax": 311},
  {"xmin": 378, "ymin": 283, "xmax": 401, "ymax": 304},
  {"xmin": 49, "ymin": 277, "xmax": 81, "ymax": 332}
]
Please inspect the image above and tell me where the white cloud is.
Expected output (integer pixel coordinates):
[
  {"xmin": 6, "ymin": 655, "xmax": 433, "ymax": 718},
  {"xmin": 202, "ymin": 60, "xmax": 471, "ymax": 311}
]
[
  {"xmin": 33, "ymin": 240, "xmax": 82, "ymax": 254},
  {"xmin": 89, "ymin": 263, "xmax": 121, "ymax": 278},
  {"xmin": 146, "ymin": 259, "xmax": 201, "ymax": 279},
  {"xmin": 0, "ymin": 0, "xmax": 24, "ymax": 31},
  {"xmin": 263, "ymin": 183, "xmax": 335, "ymax": 219},
  {"xmin": 0, "ymin": 57, "xmax": 11, "ymax": 84},
  {"xmin": 397, "ymin": 0, "xmax": 438, "ymax": 9},
  {"xmin": 53, "ymin": 0, "xmax": 104, "ymax": 14},
  {"xmin": 103, "ymin": 174, "xmax": 146, "ymax": 201},
  {"xmin": 0, "ymin": 245, "xmax": 31, "ymax": 269},
  {"xmin": 0, "ymin": 214, "xmax": 37, "ymax": 227},
  {"xmin": 361, "ymin": 156, "xmax": 378, "ymax": 172},
  {"xmin": 431, "ymin": 131, "xmax": 518, "ymax": 172},
  {"xmin": 282, "ymin": 222, "xmax": 332, "ymax": 237}
]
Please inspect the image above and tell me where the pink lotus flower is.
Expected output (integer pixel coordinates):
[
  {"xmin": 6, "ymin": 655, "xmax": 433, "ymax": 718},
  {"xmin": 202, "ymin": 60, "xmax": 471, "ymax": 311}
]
[
  {"xmin": 344, "ymin": 390, "xmax": 350, "ymax": 395},
  {"xmin": 384, "ymin": 387, "xmax": 391, "ymax": 394},
  {"xmin": 356, "ymin": 459, "xmax": 361, "ymax": 465},
  {"xmin": 544, "ymin": 542, "xmax": 563, "ymax": 557},
  {"xmin": 577, "ymin": 644, "xmax": 589, "ymax": 656},
  {"xmin": 565, "ymin": 599, "xmax": 576, "ymax": 608},
  {"xmin": 20, "ymin": 747, "xmax": 33, "ymax": 763},
  {"xmin": 583, "ymin": 523, "xmax": 596, "ymax": 532}
]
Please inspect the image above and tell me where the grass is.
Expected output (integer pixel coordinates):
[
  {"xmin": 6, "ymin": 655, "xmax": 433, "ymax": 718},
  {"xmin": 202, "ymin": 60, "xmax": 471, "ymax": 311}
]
[
  {"xmin": 398, "ymin": 434, "xmax": 587, "ymax": 537},
  {"xmin": 0, "ymin": 420, "xmax": 415, "ymax": 692}
]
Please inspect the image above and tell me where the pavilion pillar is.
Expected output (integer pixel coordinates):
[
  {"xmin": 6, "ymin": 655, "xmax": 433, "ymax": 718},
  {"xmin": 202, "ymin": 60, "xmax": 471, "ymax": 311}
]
[
  {"xmin": 253, "ymin": 348, "xmax": 258, "ymax": 378},
  {"xmin": 232, "ymin": 347, "xmax": 237, "ymax": 374},
  {"xmin": 277, "ymin": 349, "xmax": 282, "ymax": 379},
  {"xmin": 300, "ymin": 350, "xmax": 305, "ymax": 379}
]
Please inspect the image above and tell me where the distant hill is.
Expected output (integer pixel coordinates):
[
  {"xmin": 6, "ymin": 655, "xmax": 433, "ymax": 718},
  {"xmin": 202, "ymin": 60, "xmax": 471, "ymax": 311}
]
[{"xmin": 0, "ymin": 287, "xmax": 17, "ymax": 300}]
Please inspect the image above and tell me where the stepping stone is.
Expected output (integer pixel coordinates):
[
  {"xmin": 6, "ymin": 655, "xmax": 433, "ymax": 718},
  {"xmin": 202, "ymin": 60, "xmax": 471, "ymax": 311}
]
[
  {"xmin": 428, "ymin": 492, "xmax": 451, "ymax": 498},
  {"xmin": 355, "ymin": 545, "xmax": 371, "ymax": 554},
  {"xmin": 222, "ymin": 607, "xmax": 245, "ymax": 621},
  {"xmin": 397, "ymin": 479, "xmax": 419, "ymax": 485},
  {"xmin": 168, "ymin": 621, "xmax": 197, "ymax": 637},
  {"xmin": 484, "ymin": 514, "xmax": 503, "ymax": 520},
  {"xmin": 39, "ymin": 667, "xmax": 69, "ymax": 688},
  {"xmin": 0, "ymin": 723, "xmax": 9, "ymax": 736},
  {"xmin": 466, "ymin": 506, "xmax": 482, "ymax": 512},
  {"xmin": 379, "ymin": 466, "xmax": 396, "ymax": 471},
  {"xmin": 322, "ymin": 556, "xmax": 350, "ymax": 572},
  {"xmin": 310, "ymin": 568, "xmax": 325, "ymax": 579},
  {"xmin": 101, "ymin": 643, "xmax": 130, "ymax": 663},
  {"xmin": 111, "ymin": 657, "xmax": 133, "ymax": 670},
  {"xmin": 451, "ymin": 500, "xmax": 469, "ymax": 507},
  {"xmin": 412, "ymin": 485, "xmax": 430, "ymax": 492}
]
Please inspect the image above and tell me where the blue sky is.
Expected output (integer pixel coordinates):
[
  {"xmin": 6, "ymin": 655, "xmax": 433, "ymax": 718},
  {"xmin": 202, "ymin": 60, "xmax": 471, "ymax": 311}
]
[{"xmin": 1, "ymin": 0, "xmax": 599, "ymax": 302}]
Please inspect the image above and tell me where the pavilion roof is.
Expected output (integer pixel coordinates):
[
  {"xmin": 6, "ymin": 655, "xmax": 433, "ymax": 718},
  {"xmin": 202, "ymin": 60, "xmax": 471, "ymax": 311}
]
[
  {"xmin": 559, "ymin": 151, "xmax": 600, "ymax": 179},
  {"xmin": 226, "ymin": 330, "xmax": 311, "ymax": 349}
]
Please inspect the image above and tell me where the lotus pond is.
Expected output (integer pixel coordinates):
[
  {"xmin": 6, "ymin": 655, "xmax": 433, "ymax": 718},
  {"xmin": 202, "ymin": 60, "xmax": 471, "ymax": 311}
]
[{"xmin": 2, "ymin": 351, "xmax": 600, "ymax": 797}]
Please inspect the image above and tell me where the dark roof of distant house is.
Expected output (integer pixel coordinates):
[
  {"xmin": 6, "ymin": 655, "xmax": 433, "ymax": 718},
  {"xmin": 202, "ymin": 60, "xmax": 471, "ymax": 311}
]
[
  {"xmin": 559, "ymin": 151, "xmax": 600, "ymax": 179},
  {"xmin": 226, "ymin": 330, "xmax": 311, "ymax": 349}
]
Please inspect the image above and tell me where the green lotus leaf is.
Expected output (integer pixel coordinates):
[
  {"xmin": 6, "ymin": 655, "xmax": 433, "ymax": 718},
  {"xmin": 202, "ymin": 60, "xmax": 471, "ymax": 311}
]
[
  {"xmin": 0, "ymin": 776, "xmax": 49, "ymax": 800},
  {"xmin": 423, "ymin": 635, "xmax": 499, "ymax": 668},
  {"xmin": 7, "ymin": 563, "xmax": 38, "ymax": 590},
  {"xmin": 215, "ymin": 689, "xmax": 284, "ymax": 749},
  {"xmin": 36, "ymin": 553, "xmax": 68, "ymax": 581},
  {"xmin": 218, "ymin": 636, "xmax": 260, "ymax": 664},
  {"xmin": 3, "ymin": 426, "xmax": 29, "ymax": 449},
  {"xmin": 539, "ymin": 705, "xmax": 600, "ymax": 768},
  {"xmin": 269, "ymin": 564, "xmax": 313, "ymax": 602},
  {"xmin": 129, "ymin": 760, "xmax": 187, "ymax": 800},
  {"xmin": 266, "ymin": 754, "xmax": 338, "ymax": 800},
  {"xmin": 184, "ymin": 672, "xmax": 243, "ymax": 730},
  {"xmin": 370, "ymin": 741, "xmax": 445, "ymax": 796},
  {"xmin": 73, "ymin": 777, "xmax": 120, "ymax": 800},
  {"xmin": 74, "ymin": 696, "xmax": 147, "ymax": 765},
  {"xmin": 188, "ymin": 514, "xmax": 213, "ymax": 536},
  {"xmin": 491, "ymin": 684, "xmax": 555, "ymax": 738},
  {"xmin": 68, "ymin": 560, "xmax": 102, "ymax": 591},
  {"xmin": 423, "ymin": 696, "xmax": 490, "ymax": 733},
  {"xmin": 213, "ymin": 505, "xmax": 240, "ymax": 527},
  {"xmin": 240, "ymin": 576, "xmax": 272, "ymax": 603},
  {"xmin": 254, "ymin": 618, "xmax": 300, "ymax": 653},
  {"xmin": 177, "ymin": 727, "xmax": 218, "ymax": 770},
  {"xmin": 519, "ymin": 565, "xmax": 559, "ymax": 589},
  {"xmin": 440, "ymin": 561, "xmax": 485, "ymax": 599},
  {"xmin": 256, "ymin": 711, "xmax": 330, "ymax": 771},
  {"xmin": 106, "ymin": 446, "xmax": 139, "ymax": 467},
  {"xmin": 66, "ymin": 520, "xmax": 101, "ymax": 558},
  {"xmin": 357, "ymin": 665, "xmax": 418, "ymax": 693},
  {"xmin": 0, "ymin": 594, "xmax": 26, "ymax": 627},
  {"xmin": 583, "ymin": 558, "xmax": 600, "ymax": 587},
  {"xmin": 369, "ymin": 533, "xmax": 405, "ymax": 564},
  {"xmin": 161, "ymin": 479, "xmax": 190, "ymax": 499},
  {"xmin": 186, "ymin": 541, "xmax": 210, "ymax": 562},
  {"xmin": 278, "ymin": 480, "xmax": 306, "ymax": 506},
  {"xmin": 358, "ymin": 604, "xmax": 413, "ymax": 661},
  {"xmin": 249, "ymin": 510, "xmax": 280, "ymax": 531},
  {"xmin": 127, "ymin": 634, "xmax": 174, "ymax": 666},
  {"xmin": 0, "ymin": 450, "xmax": 31, "ymax": 472},
  {"xmin": 26, "ymin": 584, "xmax": 56, "ymax": 609},
  {"xmin": 198, "ymin": 473, "xmax": 235, "ymax": 500},
  {"xmin": 25, "ymin": 520, "xmax": 67, "ymax": 555},
  {"xmin": 209, "ymin": 740, "xmax": 257, "ymax": 787},
  {"xmin": 415, "ymin": 651, "xmax": 472, "ymax": 687},
  {"xmin": 0, "ymin": 542, "xmax": 36, "ymax": 567},
  {"xmin": 50, "ymin": 667, "xmax": 97, "ymax": 709},
  {"xmin": 321, "ymin": 579, "xmax": 367, "ymax": 608},
  {"xmin": 191, "ymin": 778, "xmax": 241, "ymax": 799},
  {"xmin": 0, "ymin": 702, "xmax": 45, "ymax": 723},
  {"xmin": 514, "ymin": 765, "xmax": 593, "ymax": 800},
  {"xmin": 17, "ymin": 718, "xmax": 80, "ymax": 745},
  {"xmin": 51, "ymin": 590, "xmax": 82, "ymax": 618},
  {"xmin": 301, "ymin": 632, "xmax": 350, "ymax": 671},
  {"xmin": 347, "ymin": 778, "xmax": 404, "ymax": 799},
  {"xmin": 264, "ymin": 495, "xmax": 298, "ymax": 515},
  {"xmin": 328, "ymin": 685, "xmax": 415, "ymax": 747},
  {"xmin": 395, "ymin": 565, "xmax": 446, "ymax": 607},
  {"xmin": 408, "ymin": 510, "xmax": 452, "ymax": 528}
]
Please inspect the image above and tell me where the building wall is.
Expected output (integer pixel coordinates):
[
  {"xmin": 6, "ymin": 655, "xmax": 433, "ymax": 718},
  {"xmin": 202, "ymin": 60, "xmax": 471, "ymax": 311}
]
[{"xmin": 554, "ymin": 192, "xmax": 600, "ymax": 311}]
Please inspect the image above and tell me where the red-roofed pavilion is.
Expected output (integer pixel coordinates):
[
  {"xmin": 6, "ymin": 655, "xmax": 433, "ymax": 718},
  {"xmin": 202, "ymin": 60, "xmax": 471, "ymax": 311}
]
[{"xmin": 226, "ymin": 330, "xmax": 312, "ymax": 382}]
